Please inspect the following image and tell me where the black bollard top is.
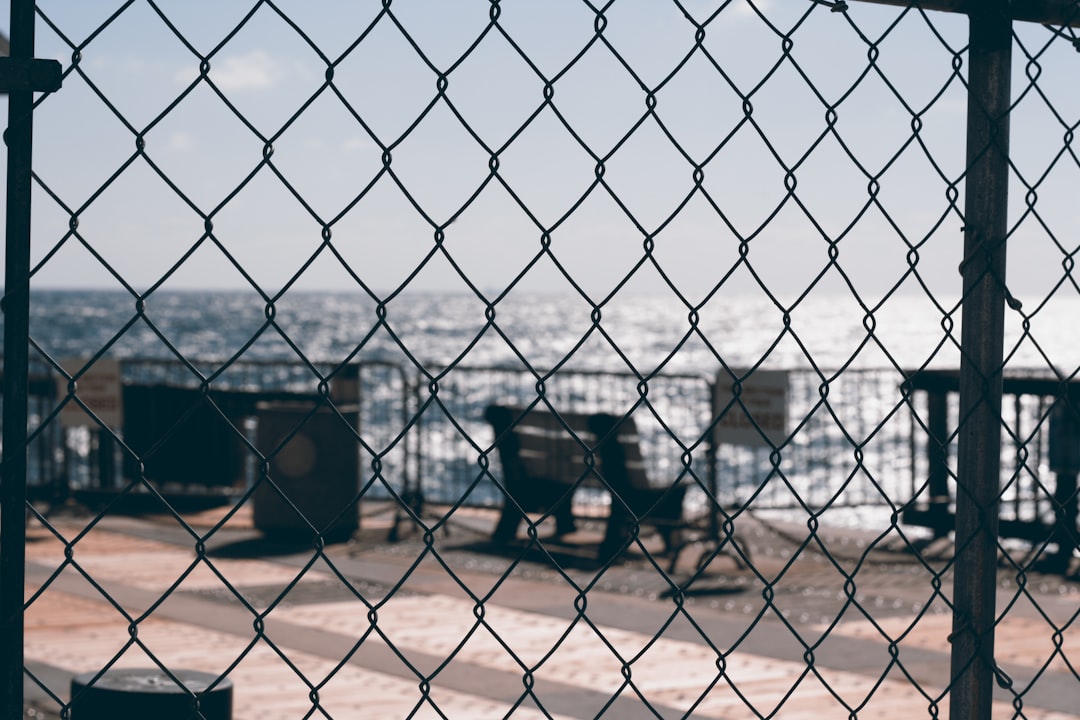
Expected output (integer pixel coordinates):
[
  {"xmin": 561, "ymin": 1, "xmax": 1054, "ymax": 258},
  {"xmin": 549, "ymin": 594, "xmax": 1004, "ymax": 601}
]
[
  {"xmin": 74, "ymin": 668, "xmax": 231, "ymax": 694},
  {"xmin": 71, "ymin": 669, "xmax": 233, "ymax": 720}
]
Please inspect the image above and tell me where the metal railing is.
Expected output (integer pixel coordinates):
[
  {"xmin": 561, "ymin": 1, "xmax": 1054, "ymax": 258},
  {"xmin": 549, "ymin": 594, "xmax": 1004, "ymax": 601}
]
[{"xmin": 17, "ymin": 360, "xmax": 928, "ymax": 515}]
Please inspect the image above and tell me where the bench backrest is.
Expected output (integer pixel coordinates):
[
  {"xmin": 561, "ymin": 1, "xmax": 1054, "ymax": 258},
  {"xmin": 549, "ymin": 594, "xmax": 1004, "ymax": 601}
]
[{"xmin": 484, "ymin": 405, "xmax": 650, "ymax": 492}]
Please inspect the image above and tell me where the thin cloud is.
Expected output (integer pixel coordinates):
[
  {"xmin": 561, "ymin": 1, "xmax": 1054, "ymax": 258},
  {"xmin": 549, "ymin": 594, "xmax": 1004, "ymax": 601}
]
[
  {"xmin": 208, "ymin": 49, "xmax": 279, "ymax": 91},
  {"xmin": 731, "ymin": 0, "xmax": 771, "ymax": 17},
  {"xmin": 167, "ymin": 131, "xmax": 194, "ymax": 151},
  {"xmin": 342, "ymin": 136, "xmax": 376, "ymax": 154}
]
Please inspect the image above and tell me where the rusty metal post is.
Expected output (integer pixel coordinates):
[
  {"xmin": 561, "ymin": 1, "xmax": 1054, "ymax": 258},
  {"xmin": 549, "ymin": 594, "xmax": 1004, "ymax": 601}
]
[
  {"xmin": 949, "ymin": 2, "xmax": 1013, "ymax": 718},
  {"xmin": 849, "ymin": 0, "xmax": 1080, "ymax": 28}
]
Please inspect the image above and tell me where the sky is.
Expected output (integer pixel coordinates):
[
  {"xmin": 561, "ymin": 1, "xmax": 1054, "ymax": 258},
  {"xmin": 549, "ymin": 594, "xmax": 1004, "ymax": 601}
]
[{"xmin": 2, "ymin": 0, "xmax": 1078, "ymax": 308}]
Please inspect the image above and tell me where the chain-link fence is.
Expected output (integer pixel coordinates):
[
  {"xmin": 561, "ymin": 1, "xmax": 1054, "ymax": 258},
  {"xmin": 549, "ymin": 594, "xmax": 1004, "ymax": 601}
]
[{"xmin": 4, "ymin": 1, "xmax": 1080, "ymax": 718}]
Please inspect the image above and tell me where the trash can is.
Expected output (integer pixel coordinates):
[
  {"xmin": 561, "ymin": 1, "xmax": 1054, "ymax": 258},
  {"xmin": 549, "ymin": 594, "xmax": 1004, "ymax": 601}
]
[
  {"xmin": 70, "ymin": 668, "xmax": 232, "ymax": 719},
  {"xmin": 253, "ymin": 403, "xmax": 360, "ymax": 542}
]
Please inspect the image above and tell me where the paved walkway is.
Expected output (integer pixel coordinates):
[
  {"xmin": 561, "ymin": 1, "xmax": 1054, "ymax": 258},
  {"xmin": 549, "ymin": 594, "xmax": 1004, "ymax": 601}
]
[{"xmin": 21, "ymin": 502, "xmax": 1080, "ymax": 719}]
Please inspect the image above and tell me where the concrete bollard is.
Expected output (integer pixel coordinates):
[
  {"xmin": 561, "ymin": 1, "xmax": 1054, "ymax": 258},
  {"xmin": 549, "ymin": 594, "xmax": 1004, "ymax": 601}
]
[{"xmin": 70, "ymin": 669, "xmax": 232, "ymax": 719}]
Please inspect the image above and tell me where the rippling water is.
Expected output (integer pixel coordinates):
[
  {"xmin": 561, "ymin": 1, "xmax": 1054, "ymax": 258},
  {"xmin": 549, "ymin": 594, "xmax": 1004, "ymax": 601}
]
[{"xmin": 17, "ymin": 288, "xmax": 1080, "ymax": 374}]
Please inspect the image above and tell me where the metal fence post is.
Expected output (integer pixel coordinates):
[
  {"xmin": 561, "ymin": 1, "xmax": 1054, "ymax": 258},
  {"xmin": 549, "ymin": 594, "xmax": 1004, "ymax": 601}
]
[
  {"xmin": 1, "ymin": 1, "xmax": 61, "ymax": 716},
  {"xmin": 950, "ymin": 2, "xmax": 1013, "ymax": 718}
]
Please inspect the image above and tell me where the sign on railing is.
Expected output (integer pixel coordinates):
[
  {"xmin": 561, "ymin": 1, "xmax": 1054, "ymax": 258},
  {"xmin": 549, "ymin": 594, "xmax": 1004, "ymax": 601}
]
[
  {"xmin": 712, "ymin": 369, "xmax": 789, "ymax": 448},
  {"xmin": 57, "ymin": 358, "xmax": 123, "ymax": 428}
]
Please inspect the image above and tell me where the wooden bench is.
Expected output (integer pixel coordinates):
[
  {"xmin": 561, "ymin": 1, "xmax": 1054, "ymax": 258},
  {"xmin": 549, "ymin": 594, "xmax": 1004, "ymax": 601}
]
[{"xmin": 484, "ymin": 404, "xmax": 687, "ymax": 561}]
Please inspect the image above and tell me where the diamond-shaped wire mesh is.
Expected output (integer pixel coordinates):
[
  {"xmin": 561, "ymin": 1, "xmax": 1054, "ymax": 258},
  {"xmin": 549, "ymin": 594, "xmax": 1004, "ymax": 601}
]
[{"xmin": 4, "ymin": 1, "xmax": 1080, "ymax": 718}]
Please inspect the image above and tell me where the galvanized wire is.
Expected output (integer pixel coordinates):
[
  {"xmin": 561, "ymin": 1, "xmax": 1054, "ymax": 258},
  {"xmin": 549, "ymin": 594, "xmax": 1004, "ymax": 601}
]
[{"xmin": 5, "ymin": 1, "xmax": 1080, "ymax": 718}]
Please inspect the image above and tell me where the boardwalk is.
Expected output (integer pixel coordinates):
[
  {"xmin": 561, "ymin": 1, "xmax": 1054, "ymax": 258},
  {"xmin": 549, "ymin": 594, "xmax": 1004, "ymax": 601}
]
[{"xmin": 22, "ymin": 503, "xmax": 1080, "ymax": 719}]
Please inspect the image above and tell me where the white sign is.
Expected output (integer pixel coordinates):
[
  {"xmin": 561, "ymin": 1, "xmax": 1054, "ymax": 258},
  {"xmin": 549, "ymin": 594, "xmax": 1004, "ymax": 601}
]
[
  {"xmin": 58, "ymin": 358, "xmax": 123, "ymax": 428},
  {"xmin": 713, "ymin": 369, "xmax": 788, "ymax": 448}
]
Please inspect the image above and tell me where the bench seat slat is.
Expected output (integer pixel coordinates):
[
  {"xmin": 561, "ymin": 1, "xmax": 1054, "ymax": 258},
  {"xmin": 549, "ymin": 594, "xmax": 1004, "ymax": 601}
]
[{"xmin": 484, "ymin": 404, "xmax": 686, "ymax": 561}]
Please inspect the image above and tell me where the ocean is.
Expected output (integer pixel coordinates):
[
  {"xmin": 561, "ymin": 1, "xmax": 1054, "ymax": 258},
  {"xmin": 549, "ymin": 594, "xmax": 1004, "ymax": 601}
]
[
  {"xmin": 19, "ymin": 287, "xmax": 1080, "ymax": 373},
  {"xmin": 11, "ymin": 288, "xmax": 1080, "ymax": 531}
]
